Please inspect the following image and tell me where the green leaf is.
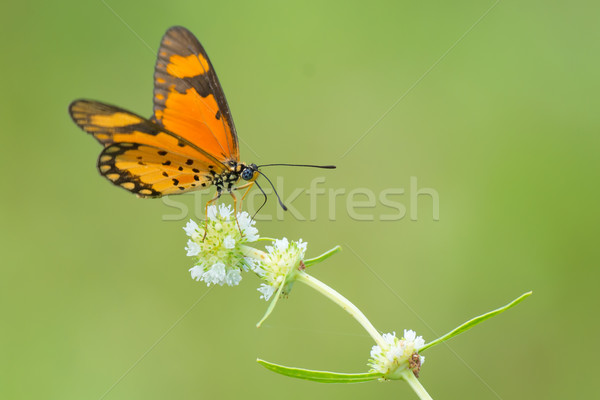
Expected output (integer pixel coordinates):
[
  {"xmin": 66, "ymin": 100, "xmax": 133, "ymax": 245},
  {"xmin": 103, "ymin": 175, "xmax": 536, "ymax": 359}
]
[
  {"xmin": 257, "ymin": 359, "xmax": 380, "ymax": 383},
  {"xmin": 255, "ymin": 237, "xmax": 276, "ymax": 242},
  {"xmin": 304, "ymin": 245, "xmax": 342, "ymax": 268},
  {"xmin": 420, "ymin": 291, "xmax": 532, "ymax": 352},
  {"xmin": 256, "ymin": 279, "xmax": 287, "ymax": 328}
]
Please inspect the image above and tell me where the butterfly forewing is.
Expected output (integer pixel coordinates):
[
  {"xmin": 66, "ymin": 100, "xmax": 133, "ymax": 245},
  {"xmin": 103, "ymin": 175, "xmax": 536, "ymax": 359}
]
[{"xmin": 153, "ymin": 26, "xmax": 239, "ymax": 163}]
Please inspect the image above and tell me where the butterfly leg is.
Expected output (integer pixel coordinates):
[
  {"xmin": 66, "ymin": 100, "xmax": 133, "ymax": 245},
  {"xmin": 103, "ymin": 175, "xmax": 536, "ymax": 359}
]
[
  {"xmin": 228, "ymin": 191, "xmax": 243, "ymax": 235},
  {"xmin": 229, "ymin": 182, "xmax": 255, "ymax": 237},
  {"xmin": 233, "ymin": 182, "xmax": 255, "ymax": 214},
  {"xmin": 203, "ymin": 188, "xmax": 223, "ymax": 241}
]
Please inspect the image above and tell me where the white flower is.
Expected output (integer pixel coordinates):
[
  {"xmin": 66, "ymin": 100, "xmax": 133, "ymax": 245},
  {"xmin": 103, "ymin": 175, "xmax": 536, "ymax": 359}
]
[
  {"xmin": 237, "ymin": 212, "xmax": 259, "ymax": 242},
  {"xmin": 183, "ymin": 220, "xmax": 200, "ymax": 238},
  {"xmin": 254, "ymin": 238, "xmax": 307, "ymax": 300},
  {"xmin": 189, "ymin": 265, "xmax": 204, "ymax": 281},
  {"xmin": 207, "ymin": 206, "xmax": 218, "ymax": 221},
  {"xmin": 257, "ymin": 283, "xmax": 276, "ymax": 301},
  {"xmin": 185, "ymin": 240, "xmax": 201, "ymax": 256},
  {"xmin": 201, "ymin": 262, "xmax": 227, "ymax": 286},
  {"xmin": 183, "ymin": 204, "xmax": 259, "ymax": 287},
  {"xmin": 223, "ymin": 236, "xmax": 236, "ymax": 249},
  {"xmin": 368, "ymin": 330, "xmax": 426, "ymax": 379},
  {"xmin": 225, "ymin": 268, "xmax": 242, "ymax": 286},
  {"xmin": 403, "ymin": 329, "xmax": 426, "ymax": 349},
  {"xmin": 219, "ymin": 204, "xmax": 233, "ymax": 219}
]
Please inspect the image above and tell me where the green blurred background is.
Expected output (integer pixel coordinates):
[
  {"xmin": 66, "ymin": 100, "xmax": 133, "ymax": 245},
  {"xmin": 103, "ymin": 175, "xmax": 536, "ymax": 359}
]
[{"xmin": 1, "ymin": 0, "xmax": 598, "ymax": 398}]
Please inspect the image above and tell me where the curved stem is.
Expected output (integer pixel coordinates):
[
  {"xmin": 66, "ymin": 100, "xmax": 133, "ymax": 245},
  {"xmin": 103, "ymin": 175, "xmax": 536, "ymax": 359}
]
[
  {"xmin": 304, "ymin": 245, "xmax": 342, "ymax": 267},
  {"xmin": 401, "ymin": 370, "xmax": 433, "ymax": 400},
  {"xmin": 295, "ymin": 272, "xmax": 385, "ymax": 348}
]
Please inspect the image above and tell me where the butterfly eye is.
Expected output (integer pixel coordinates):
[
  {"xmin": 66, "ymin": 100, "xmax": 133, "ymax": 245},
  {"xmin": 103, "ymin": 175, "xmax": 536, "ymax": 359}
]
[{"xmin": 241, "ymin": 168, "xmax": 254, "ymax": 181}]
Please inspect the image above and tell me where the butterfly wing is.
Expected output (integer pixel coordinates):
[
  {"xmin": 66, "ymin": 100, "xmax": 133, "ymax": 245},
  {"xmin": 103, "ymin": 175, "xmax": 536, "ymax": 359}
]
[
  {"xmin": 153, "ymin": 26, "xmax": 239, "ymax": 163},
  {"xmin": 69, "ymin": 99, "xmax": 226, "ymax": 197},
  {"xmin": 98, "ymin": 142, "xmax": 214, "ymax": 197}
]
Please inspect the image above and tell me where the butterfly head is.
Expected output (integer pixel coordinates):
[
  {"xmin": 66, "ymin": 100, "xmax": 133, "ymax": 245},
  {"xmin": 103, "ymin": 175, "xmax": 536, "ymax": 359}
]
[{"xmin": 240, "ymin": 163, "xmax": 259, "ymax": 182}]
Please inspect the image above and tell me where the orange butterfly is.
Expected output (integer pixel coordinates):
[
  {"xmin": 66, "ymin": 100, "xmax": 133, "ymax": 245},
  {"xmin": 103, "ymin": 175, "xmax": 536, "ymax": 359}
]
[{"xmin": 69, "ymin": 26, "xmax": 334, "ymax": 214}]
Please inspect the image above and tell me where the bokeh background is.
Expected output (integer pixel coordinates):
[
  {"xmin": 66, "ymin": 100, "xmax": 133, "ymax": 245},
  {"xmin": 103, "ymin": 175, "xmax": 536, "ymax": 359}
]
[{"xmin": 2, "ymin": 0, "xmax": 598, "ymax": 398}]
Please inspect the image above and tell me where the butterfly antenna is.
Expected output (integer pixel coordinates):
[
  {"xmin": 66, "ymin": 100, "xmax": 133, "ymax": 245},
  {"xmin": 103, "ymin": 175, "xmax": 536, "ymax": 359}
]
[
  {"xmin": 251, "ymin": 180, "xmax": 269, "ymax": 221},
  {"xmin": 257, "ymin": 170, "xmax": 288, "ymax": 211},
  {"xmin": 258, "ymin": 163, "xmax": 336, "ymax": 169}
]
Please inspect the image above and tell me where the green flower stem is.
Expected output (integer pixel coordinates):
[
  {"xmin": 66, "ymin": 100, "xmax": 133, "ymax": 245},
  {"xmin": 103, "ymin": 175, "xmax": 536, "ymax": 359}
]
[
  {"xmin": 296, "ymin": 271, "xmax": 385, "ymax": 348},
  {"xmin": 400, "ymin": 370, "xmax": 433, "ymax": 400}
]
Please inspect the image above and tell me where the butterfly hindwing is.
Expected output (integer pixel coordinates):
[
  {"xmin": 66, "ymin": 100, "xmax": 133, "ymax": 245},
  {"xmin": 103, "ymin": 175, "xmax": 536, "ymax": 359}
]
[
  {"xmin": 153, "ymin": 26, "xmax": 239, "ymax": 163},
  {"xmin": 98, "ymin": 142, "xmax": 215, "ymax": 197}
]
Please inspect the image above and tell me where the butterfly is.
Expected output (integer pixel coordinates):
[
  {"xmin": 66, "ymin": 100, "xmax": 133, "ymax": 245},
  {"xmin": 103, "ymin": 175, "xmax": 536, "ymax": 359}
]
[{"xmin": 69, "ymin": 26, "xmax": 334, "ymax": 215}]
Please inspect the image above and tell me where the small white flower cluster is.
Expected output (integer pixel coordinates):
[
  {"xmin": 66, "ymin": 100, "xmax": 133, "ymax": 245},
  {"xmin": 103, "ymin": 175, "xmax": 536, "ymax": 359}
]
[
  {"xmin": 368, "ymin": 330, "xmax": 425, "ymax": 379},
  {"xmin": 183, "ymin": 205, "xmax": 309, "ymax": 301},
  {"xmin": 184, "ymin": 204, "xmax": 259, "ymax": 287},
  {"xmin": 254, "ymin": 238, "xmax": 307, "ymax": 301}
]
